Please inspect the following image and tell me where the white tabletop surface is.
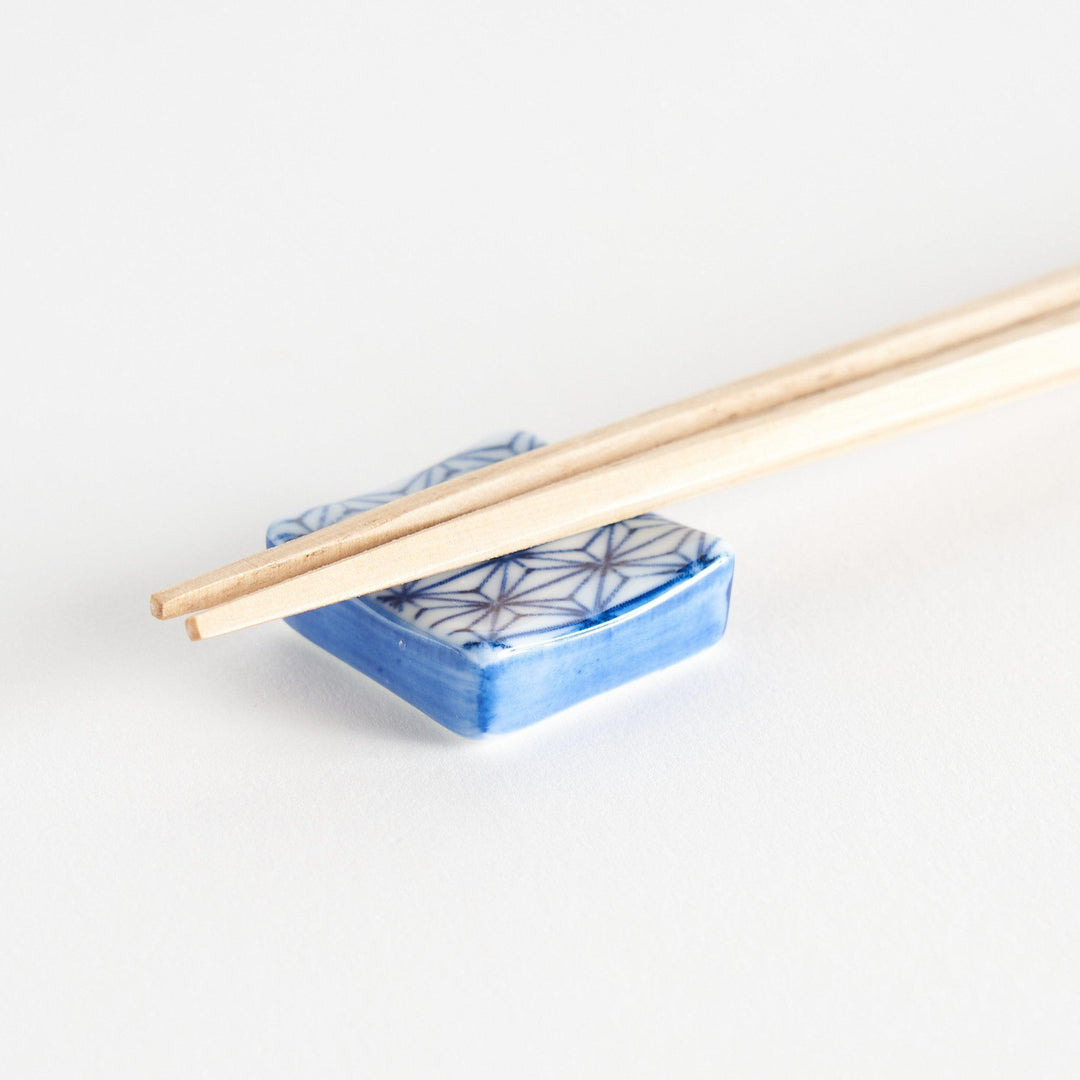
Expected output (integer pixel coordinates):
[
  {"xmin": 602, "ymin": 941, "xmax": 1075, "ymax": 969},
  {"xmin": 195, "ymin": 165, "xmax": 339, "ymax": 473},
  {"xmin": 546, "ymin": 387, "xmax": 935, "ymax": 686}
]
[{"xmin": 3, "ymin": 3, "xmax": 1079, "ymax": 1076}]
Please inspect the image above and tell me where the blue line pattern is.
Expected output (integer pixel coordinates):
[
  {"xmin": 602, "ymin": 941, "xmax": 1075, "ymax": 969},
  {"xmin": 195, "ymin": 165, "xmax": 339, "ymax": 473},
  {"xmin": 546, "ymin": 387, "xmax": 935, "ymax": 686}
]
[{"xmin": 267, "ymin": 433, "xmax": 727, "ymax": 650}]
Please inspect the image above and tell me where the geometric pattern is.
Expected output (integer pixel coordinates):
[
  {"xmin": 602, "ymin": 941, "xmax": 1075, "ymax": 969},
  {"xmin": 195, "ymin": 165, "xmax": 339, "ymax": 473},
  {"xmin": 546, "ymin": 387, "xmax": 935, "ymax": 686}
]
[{"xmin": 267, "ymin": 432, "xmax": 728, "ymax": 650}]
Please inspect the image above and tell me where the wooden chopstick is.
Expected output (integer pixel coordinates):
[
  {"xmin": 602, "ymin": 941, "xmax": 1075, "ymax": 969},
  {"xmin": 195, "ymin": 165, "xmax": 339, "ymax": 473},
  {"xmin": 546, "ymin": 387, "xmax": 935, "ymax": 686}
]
[
  {"xmin": 185, "ymin": 303, "xmax": 1080, "ymax": 641},
  {"xmin": 151, "ymin": 266, "xmax": 1080, "ymax": 620}
]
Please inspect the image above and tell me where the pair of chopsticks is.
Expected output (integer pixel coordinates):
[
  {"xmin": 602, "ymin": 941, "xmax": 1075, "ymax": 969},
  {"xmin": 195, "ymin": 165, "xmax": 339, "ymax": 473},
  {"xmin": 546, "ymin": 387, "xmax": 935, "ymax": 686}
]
[{"xmin": 154, "ymin": 267, "xmax": 1080, "ymax": 641}]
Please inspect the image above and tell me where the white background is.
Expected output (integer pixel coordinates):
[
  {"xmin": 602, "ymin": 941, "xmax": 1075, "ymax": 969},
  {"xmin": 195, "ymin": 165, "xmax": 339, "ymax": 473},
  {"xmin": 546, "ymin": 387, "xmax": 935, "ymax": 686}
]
[{"xmin": 3, "ymin": 2, "xmax": 1079, "ymax": 1075}]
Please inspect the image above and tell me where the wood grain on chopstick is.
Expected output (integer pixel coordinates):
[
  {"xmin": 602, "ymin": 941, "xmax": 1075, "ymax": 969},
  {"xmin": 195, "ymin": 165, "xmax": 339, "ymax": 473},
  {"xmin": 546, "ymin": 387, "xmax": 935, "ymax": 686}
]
[
  {"xmin": 151, "ymin": 265, "xmax": 1080, "ymax": 620},
  {"xmin": 184, "ymin": 304, "xmax": 1080, "ymax": 641}
]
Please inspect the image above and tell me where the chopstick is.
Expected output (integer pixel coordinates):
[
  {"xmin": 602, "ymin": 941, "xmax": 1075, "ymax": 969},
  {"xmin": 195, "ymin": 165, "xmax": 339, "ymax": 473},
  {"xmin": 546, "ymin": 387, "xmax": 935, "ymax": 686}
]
[
  {"xmin": 185, "ymin": 302, "xmax": 1080, "ymax": 641},
  {"xmin": 151, "ymin": 266, "xmax": 1080, "ymax": 620}
]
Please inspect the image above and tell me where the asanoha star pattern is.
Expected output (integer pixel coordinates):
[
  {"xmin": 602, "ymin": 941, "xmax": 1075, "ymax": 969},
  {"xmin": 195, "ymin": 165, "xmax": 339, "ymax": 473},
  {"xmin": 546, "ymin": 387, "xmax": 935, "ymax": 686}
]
[{"xmin": 267, "ymin": 434, "xmax": 727, "ymax": 650}]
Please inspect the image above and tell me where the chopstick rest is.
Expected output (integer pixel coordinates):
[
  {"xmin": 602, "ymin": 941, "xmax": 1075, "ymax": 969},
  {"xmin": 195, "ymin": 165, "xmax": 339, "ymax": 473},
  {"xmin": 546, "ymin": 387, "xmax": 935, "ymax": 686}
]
[{"xmin": 267, "ymin": 433, "xmax": 735, "ymax": 737}]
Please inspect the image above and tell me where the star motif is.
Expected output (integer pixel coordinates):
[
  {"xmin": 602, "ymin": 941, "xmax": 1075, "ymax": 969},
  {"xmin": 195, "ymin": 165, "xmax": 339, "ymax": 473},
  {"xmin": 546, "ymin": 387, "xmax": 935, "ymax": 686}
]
[{"xmin": 268, "ymin": 434, "xmax": 727, "ymax": 649}]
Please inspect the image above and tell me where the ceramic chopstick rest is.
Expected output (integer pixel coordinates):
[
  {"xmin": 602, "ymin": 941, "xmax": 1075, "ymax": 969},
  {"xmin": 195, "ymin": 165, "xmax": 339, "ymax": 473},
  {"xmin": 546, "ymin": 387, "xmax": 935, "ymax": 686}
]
[{"xmin": 266, "ymin": 433, "xmax": 734, "ymax": 737}]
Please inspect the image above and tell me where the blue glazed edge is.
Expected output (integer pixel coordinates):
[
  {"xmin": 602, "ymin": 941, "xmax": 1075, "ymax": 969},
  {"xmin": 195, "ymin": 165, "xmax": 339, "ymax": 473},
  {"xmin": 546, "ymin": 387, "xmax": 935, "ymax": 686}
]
[
  {"xmin": 475, "ymin": 558, "xmax": 735, "ymax": 735},
  {"xmin": 279, "ymin": 552, "xmax": 734, "ymax": 738},
  {"xmin": 282, "ymin": 599, "xmax": 487, "ymax": 735}
]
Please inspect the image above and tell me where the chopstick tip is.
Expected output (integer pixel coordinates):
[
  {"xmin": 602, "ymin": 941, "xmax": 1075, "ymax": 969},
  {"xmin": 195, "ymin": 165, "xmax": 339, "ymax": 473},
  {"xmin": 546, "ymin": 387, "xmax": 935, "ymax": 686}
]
[
  {"xmin": 149, "ymin": 593, "xmax": 165, "ymax": 619},
  {"xmin": 184, "ymin": 615, "xmax": 203, "ymax": 642}
]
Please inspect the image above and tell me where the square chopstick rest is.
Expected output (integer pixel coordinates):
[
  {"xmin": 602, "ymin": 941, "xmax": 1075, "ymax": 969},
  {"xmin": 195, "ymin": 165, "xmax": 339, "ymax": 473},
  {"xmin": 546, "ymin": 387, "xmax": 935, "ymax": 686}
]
[{"xmin": 267, "ymin": 433, "xmax": 735, "ymax": 737}]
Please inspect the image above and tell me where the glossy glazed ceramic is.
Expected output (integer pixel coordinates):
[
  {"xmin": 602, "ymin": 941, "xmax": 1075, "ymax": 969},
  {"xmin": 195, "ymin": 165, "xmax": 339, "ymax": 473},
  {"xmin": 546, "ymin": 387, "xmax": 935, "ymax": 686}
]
[{"xmin": 267, "ymin": 433, "xmax": 735, "ymax": 737}]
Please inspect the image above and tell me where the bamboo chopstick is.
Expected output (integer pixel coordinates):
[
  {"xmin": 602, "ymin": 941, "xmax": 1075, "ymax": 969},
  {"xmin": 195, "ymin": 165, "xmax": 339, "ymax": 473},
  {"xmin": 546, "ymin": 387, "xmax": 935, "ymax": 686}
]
[
  {"xmin": 151, "ymin": 266, "xmax": 1080, "ymax": 620},
  {"xmin": 184, "ymin": 303, "xmax": 1080, "ymax": 641}
]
